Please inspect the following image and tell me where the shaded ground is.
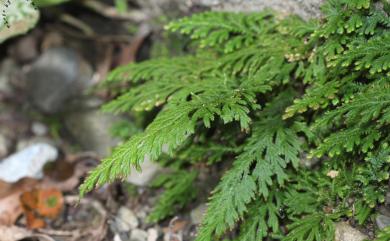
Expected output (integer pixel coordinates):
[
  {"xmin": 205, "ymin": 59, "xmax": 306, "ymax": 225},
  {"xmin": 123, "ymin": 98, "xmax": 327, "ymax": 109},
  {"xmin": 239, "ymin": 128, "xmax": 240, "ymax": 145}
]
[{"xmin": 0, "ymin": 1, "xmax": 213, "ymax": 240}]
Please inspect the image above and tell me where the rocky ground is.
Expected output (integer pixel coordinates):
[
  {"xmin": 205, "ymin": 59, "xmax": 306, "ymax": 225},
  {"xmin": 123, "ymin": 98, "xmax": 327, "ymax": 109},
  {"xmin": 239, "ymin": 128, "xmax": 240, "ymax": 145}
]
[
  {"xmin": 1, "ymin": 1, "xmax": 390, "ymax": 241},
  {"xmin": 0, "ymin": 1, "xmax": 207, "ymax": 240}
]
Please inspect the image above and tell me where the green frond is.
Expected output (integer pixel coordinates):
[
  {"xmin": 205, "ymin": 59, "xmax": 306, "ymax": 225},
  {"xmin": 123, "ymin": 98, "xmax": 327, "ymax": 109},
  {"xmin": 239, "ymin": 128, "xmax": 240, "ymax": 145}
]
[
  {"xmin": 234, "ymin": 192, "xmax": 283, "ymax": 241},
  {"xmin": 148, "ymin": 170, "xmax": 198, "ymax": 222},
  {"xmin": 196, "ymin": 98, "xmax": 302, "ymax": 240},
  {"xmin": 312, "ymin": 82, "xmax": 390, "ymax": 157},
  {"xmin": 283, "ymin": 213, "xmax": 337, "ymax": 241},
  {"xmin": 80, "ymin": 105, "xmax": 196, "ymax": 196},
  {"xmin": 333, "ymin": 33, "xmax": 390, "ymax": 75},
  {"xmin": 169, "ymin": 140, "xmax": 238, "ymax": 166},
  {"xmin": 374, "ymin": 226, "xmax": 390, "ymax": 241},
  {"xmin": 81, "ymin": 1, "xmax": 390, "ymax": 240},
  {"xmin": 166, "ymin": 11, "xmax": 277, "ymax": 53},
  {"xmin": 106, "ymin": 56, "xmax": 206, "ymax": 83}
]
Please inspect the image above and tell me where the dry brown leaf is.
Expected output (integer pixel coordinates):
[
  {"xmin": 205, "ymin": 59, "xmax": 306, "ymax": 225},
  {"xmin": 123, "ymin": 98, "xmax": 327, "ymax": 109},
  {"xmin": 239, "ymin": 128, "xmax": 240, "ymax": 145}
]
[
  {"xmin": 0, "ymin": 157, "xmax": 95, "ymax": 226},
  {"xmin": 0, "ymin": 179, "xmax": 38, "ymax": 225},
  {"xmin": 327, "ymin": 170, "xmax": 339, "ymax": 179},
  {"xmin": 114, "ymin": 24, "xmax": 150, "ymax": 66},
  {"xmin": 24, "ymin": 212, "xmax": 46, "ymax": 229},
  {"xmin": 0, "ymin": 225, "xmax": 32, "ymax": 241},
  {"xmin": 0, "ymin": 225, "xmax": 55, "ymax": 241},
  {"xmin": 37, "ymin": 196, "xmax": 108, "ymax": 241},
  {"xmin": 20, "ymin": 188, "xmax": 64, "ymax": 229}
]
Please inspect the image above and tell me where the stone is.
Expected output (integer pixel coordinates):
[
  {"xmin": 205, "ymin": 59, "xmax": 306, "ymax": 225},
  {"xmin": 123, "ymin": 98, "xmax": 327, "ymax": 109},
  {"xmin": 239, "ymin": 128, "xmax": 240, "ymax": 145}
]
[
  {"xmin": 116, "ymin": 207, "xmax": 139, "ymax": 232},
  {"xmin": 0, "ymin": 133, "xmax": 11, "ymax": 159},
  {"xmin": 192, "ymin": 0, "xmax": 324, "ymax": 20},
  {"xmin": 67, "ymin": 96, "xmax": 104, "ymax": 110},
  {"xmin": 299, "ymin": 152, "xmax": 320, "ymax": 168},
  {"xmin": 8, "ymin": 34, "xmax": 38, "ymax": 63},
  {"xmin": 376, "ymin": 214, "xmax": 390, "ymax": 230},
  {"xmin": 334, "ymin": 222, "xmax": 368, "ymax": 241},
  {"xmin": 126, "ymin": 158, "xmax": 163, "ymax": 186},
  {"xmin": 147, "ymin": 228, "xmax": 159, "ymax": 241},
  {"xmin": 0, "ymin": 59, "xmax": 18, "ymax": 96},
  {"xmin": 378, "ymin": 205, "xmax": 390, "ymax": 217},
  {"xmin": 16, "ymin": 137, "xmax": 56, "ymax": 151},
  {"xmin": 135, "ymin": 209, "xmax": 148, "ymax": 221},
  {"xmin": 130, "ymin": 229, "xmax": 148, "ymax": 241},
  {"xmin": 0, "ymin": 143, "xmax": 58, "ymax": 182},
  {"xmin": 190, "ymin": 203, "xmax": 207, "ymax": 225},
  {"xmin": 31, "ymin": 122, "xmax": 48, "ymax": 136},
  {"xmin": 135, "ymin": 0, "xmax": 189, "ymax": 18},
  {"xmin": 64, "ymin": 109, "xmax": 120, "ymax": 157},
  {"xmin": 386, "ymin": 191, "xmax": 390, "ymax": 206},
  {"xmin": 24, "ymin": 47, "xmax": 93, "ymax": 113},
  {"xmin": 114, "ymin": 234, "xmax": 124, "ymax": 241}
]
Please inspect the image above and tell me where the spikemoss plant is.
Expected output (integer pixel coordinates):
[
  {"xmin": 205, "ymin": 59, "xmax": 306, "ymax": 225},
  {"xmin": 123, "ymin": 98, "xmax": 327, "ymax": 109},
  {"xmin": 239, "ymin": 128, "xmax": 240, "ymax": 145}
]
[{"xmin": 80, "ymin": 0, "xmax": 390, "ymax": 240}]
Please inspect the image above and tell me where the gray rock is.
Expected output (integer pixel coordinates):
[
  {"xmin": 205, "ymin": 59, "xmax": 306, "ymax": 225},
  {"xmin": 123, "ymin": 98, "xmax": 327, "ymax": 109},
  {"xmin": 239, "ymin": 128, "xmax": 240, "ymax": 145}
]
[
  {"xmin": 67, "ymin": 96, "xmax": 104, "ymax": 110},
  {"xmin": 16, "ymin": 137, "xmax": 56, "ymax": 151},
  {"xmin": 0, "ymin": 143, "xmax": 58, "ymax": 182},
  {"xmin": 135, "ymin": 209, "xmax": 148, "ymax": 221},
  {"xmin": 190, "ymin": 203, "xmax": 207, "ymax": 225},
  {"xmin": 0, "ymin": 134, "xmax": 11, "ymax": 159},
  {"xmin": 126, "ymin": 158, "xmax": 163, "ymax": 186},
  {"xmin": 147, "ymin": 228, "xmax": 159, "ymax": 241},
  {"xmin": 334, "ymin": 222, "xmax": 368, "ymax": 241},
  {"xmin": 64, "ymin": 109, "xmax": 120, "ymax": 157},
  {"xmin": 0, "ymin": 59, "xmax": 18, "ymax": 95},
  {"xmin": 378, "ymin": 205, "xmax": 390, "ymax": 217},
  {"xmin": 25, "ymin": 47, "xmax": 93, "ymax": 113},
  {"xmin": 116, "ymin": 207, "xmax": 139, "ymax": 232},
  {"xmin": 31, "ymin": 122, "xmax": 48, "ymax": 136},
  {"xmin": 8, "ymin": 34, "xmax": 38, "ymax": 63},
  {"xmin": 136, "ymin": 0, "xmax": 189, "ymax": 18},
  {"xmin": 113, "ymin": 234, "xmax": 124, "ymax": 241},
  {"xmin": 376, "ymin": 214, "xmax": 390, "ymax": 230},
  {"xmin": 300, "ymin": 152, "xmax": 320, "ymax": 168},
  {"xmin": 130, "ymin": 229, "xmax": 148, "ymax": 241},
  {"xmin": 192, "ymin": 0, "xmax": 324, "ymax": 20},
  {"xmin": 386, "ymin": 191, "xmax": 390, "ymax": 206}
]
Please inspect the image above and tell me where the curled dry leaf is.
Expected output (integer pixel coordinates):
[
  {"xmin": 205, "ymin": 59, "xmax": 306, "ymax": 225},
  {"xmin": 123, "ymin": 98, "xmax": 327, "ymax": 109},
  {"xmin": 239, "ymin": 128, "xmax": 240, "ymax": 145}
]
[
  {"xmin": 0, "ymin": 225, "xmax": 55, "ymax": 241},
  {"xmin": 0, "ymin": 156, "xmax": 97, "ymax": 226},
  {"xmin": 327, "ymin": 170, "xmax": 339, "ymax": 179},
  {"xmin": 0, "ymin": 225, "xmax": 32, "ymax": 241},
  {"xmin": 20, "ymin": 188, "xmax": 64, "ymax": 229},
  {"xmin": 163, "ymin": 217, "xmax": 186, "ymax": 241},
  {"xmin": 0, "ymin": 179, "xmax": 39, "ymax": 226},
  {"xmin": 37, "ymin": 196, "xmax": 108, "ymax": 241}
]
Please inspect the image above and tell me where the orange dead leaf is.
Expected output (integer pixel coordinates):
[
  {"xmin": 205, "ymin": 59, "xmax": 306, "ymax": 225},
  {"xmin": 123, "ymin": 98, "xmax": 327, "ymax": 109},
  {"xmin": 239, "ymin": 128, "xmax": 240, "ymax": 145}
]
[
  {"xmin": 0, "ymin": 179, "xmax": 38, "ymax": 226},
  {"xmin": 0, "ymin": 157, "xmax": 95, "ymax": 226},
  {"xmin": 25, "ymin": 212, "xmax": 46, "ymax": 229},
  {"xmin": 20, "ymin": 188, "xmax": 64, "ymax": 229},
  {"xmin": 37, "ymin": 189, "xmax": 63, "ymax": 218}
]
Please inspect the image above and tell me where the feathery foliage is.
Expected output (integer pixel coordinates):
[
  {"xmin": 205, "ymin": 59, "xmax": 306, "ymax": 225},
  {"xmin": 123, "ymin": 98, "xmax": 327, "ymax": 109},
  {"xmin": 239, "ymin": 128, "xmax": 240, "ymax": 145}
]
[
  {"xmin": 81, "ymin": 0, "xmax": 390, "ymax": 240},
  {"xmin": 148, "ymin": 170, "xmax": 198, "ymax": 222}
]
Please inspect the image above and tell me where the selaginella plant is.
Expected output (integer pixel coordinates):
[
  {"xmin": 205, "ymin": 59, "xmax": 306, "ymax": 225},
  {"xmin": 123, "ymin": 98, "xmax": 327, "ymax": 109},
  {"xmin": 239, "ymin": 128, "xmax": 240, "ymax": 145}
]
[{"xmin": 80, "ymin": 0, "xmax": 390, "ymax": 240}]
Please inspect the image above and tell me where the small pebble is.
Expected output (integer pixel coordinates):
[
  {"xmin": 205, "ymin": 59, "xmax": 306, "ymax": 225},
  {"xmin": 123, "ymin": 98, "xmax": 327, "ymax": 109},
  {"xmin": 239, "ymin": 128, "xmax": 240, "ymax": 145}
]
[
  {"xmin": 116, "ymin": 207, "xmax": 139, "ymax": 232},
  {"xmin": 376, "ymin": 214, "xmax": 390, "ymax": 230},
  {"xmin": 0, "ymin": 134, "xmax": 11, "ymax": 158},
  {"xmin": 147, "ymin": 228, "xmax": 159, "ymax": 241},
  {"xmin": 31, "ymin": 122, "xmax": 48, "ymax": 136},
  {"xmin": 190, "ymin": 204, "xmax": 207, "ymax": 225},
  {"xmin": 130, "ymin": 229, "xmax": 148, "ymax": 241}
]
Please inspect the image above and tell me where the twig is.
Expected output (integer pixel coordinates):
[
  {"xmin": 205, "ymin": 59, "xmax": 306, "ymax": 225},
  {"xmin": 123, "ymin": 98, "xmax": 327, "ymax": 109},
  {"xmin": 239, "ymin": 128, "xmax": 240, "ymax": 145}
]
[
  {"xmin": 82, "ymin": 0, "xmax": 148, "ymax": 22},
  {"xmin": 59, "ymin": 14, "xmax": 95, "ymax": 37},
  {"xmin": 50, "ymin": 24, "xmax": 133, "ymax": 43},
  {"xmin": 37, "ymin": 196, "xmax": 108, "ymax": 240}
]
